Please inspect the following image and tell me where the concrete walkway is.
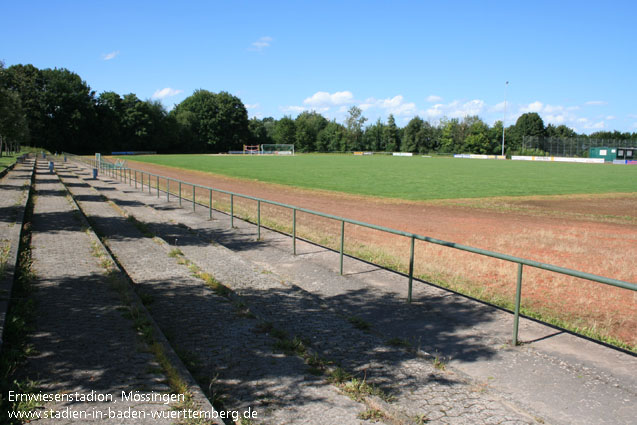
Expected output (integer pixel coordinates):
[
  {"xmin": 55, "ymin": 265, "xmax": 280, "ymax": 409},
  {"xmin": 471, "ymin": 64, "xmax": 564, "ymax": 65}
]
[
  {"xmin": 0, "ymin": 158, "xmax": 34, "ymax": 349},
  {"xmin": 14, "ymin": 161, "xmax": 178, "ymax": 424},
  {"xmin": 55, "ymin": 161, "xmax": 556, "ymax": 425},
  {"xmin": 56, "ymin": 163, "xmax": 372, "ymax": 424},
  {"xmin": 51, "ymin": 158, "xmax": 637, "ymax": 424}
]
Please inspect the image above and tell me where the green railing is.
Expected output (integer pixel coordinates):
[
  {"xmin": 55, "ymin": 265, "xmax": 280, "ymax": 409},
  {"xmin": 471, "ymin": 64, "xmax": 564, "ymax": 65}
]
[{"xmin": 68, "ymin": 154, "xmax": 637, "ymax": 346}]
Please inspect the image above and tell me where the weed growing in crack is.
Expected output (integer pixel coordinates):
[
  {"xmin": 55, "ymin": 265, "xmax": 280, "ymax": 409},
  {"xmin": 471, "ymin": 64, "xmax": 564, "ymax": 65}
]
[
  {"xmin": 358, "ymin": 408, "xmax": 386, "ymax": 422},
  {"xmin": 347, "ymin": 316, "xmax": 371, "ymax": 331}
]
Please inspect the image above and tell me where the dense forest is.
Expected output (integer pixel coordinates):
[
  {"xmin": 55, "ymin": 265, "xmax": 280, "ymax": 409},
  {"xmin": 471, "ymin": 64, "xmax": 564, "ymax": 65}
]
[{"xmin": 1, "ymin": 62, "xmax": 636, "ymax": 155}]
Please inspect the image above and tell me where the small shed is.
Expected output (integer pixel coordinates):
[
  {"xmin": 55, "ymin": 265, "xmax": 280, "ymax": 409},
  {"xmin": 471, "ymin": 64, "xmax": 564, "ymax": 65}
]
[{"xmin": 589, "ymin": 147, "xmax": 617, "ymax": 162}]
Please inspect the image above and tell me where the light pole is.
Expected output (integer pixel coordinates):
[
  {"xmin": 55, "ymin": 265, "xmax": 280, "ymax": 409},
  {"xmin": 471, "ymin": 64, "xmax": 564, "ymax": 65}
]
[{"xmin": 501, "ymin": 81, "xmax": 509, "ymax": 156}]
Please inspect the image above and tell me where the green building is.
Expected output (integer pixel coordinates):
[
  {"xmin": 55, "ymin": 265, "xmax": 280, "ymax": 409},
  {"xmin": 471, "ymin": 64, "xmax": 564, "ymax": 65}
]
[{"xmin": 589, "ymin": 147, "xmax": 617, "ymax": 162}]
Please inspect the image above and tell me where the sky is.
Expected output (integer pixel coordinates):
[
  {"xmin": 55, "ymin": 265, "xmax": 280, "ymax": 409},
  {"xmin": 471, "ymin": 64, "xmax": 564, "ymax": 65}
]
[{"xmin": 2, "ymin": 0, "xmax": 637, "ymax": 134}]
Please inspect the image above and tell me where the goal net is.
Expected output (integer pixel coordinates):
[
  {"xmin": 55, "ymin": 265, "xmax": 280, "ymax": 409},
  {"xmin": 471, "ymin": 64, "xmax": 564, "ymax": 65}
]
[{"xmin": 261, "ymin": 144, "xmax": 295, "ymax": 156}]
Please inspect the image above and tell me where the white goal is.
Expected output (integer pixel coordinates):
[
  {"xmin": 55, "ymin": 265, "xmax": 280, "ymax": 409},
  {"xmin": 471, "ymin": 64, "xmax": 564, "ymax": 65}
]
[{"xmin": 261, "ymin": 144, "xmax": 295, "ymax": 156}]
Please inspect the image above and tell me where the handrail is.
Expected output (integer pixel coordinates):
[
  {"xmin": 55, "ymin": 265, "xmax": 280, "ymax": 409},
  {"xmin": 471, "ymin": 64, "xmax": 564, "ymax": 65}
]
[{"xmin": 65, "ymin": 153, "xmax": 636, "ymax": 346}]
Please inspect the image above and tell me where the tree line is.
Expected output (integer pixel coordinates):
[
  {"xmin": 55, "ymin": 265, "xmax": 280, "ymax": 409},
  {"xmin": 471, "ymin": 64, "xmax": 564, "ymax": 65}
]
[{"xmin": 1, "ymin": 62, "xmax": 636, "ymax": 155}]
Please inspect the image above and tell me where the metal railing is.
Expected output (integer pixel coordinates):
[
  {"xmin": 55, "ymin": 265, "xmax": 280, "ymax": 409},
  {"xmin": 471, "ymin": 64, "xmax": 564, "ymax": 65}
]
[{"xmin": 67, "ymin": 154, "xmax": 637, "ymax": 346}]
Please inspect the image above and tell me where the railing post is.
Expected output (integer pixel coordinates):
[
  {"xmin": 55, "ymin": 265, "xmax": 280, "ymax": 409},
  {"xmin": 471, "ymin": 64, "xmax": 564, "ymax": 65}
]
[
  {"xmin": 257, "ymin": 200, "xmax": 261, "ymax": 240},
  {"xmin": 293, "ymin": 209, "xmax": 297, "ymax": 255},
  {"xmin": 140, "ymin": 172, "xmax": 143, "ymax": 191},
  {"xmin": 340, "ymin": 220, "xmax": 345, "ymax": 275},
  {"xmin": 408, "ymin": 236, "xmax": 415, "ymax": 303},
  {"xmin": 167, "ymin": 179, "xmax": 170, "ymax": 202},
  {"xmin": 230, "ymin": 194, "xmax": 234, "ymax": 228},
  {"xmin": 192, "ymin": 185, "xmax": 196, "ymax": 211},
  {"xmin": 513, "ymin": 263, "xmax": 524, "ymax": 346},
  {"xmin": 148, "ymin": 174, "xmax": 151, "ymax": 194},
  {"xmin": 209, "ymin": 189, "xmax": 212, "ymax": 220},
  {"xmin": 135, "ymin": 170, "xmax": 137, "ymax": 189},
  {"xmin": 178, "ymin": 181, "xmax": 182, "ymax": 206},
  {"xmin": 157, "ymin": 175, "xmax": 159, "ymax": 198}
]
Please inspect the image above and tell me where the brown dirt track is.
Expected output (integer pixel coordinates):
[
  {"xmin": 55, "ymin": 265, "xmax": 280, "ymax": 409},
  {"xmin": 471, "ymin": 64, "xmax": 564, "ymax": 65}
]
[{"xmin": 121, "ymin": 159, "xmax": 637, "ymax": 349}]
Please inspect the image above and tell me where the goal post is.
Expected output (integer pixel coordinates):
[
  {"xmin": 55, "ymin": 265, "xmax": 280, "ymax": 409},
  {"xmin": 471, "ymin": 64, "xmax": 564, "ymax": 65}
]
[
  {"xmin": 260, "ymin": 144, "xmax": 295, "ymax": 156},
  {"xmin": 243, "ymin": 145, "xmax": 260, "ymax": 155}
]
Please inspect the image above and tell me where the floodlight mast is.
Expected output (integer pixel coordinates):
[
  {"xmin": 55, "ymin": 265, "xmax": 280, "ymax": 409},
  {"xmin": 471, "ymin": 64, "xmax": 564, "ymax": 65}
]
[{"xmin": 501, "ymin": 81, "xmax": 509, "ymax": 156}]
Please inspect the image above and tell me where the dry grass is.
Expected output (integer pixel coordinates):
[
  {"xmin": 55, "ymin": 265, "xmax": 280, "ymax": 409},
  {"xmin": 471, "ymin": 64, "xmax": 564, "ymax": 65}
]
[
  {"xmin": 215, "ymin": 200, "xmax": 636, "ymax": 350},
  {"xmin": 125, "ymin": 171, "xmax": 636, "ymax": 350}
]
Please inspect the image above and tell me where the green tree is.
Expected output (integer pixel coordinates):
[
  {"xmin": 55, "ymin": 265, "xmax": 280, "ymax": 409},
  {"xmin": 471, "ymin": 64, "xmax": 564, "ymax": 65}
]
[
  {"xmin": 363, "ymin": 118, "xmax": 385, "ymax": 151},
  {"xmin": 39, "ymin": 68, "xmax": 96, "ymax": 153},
  {"xmin": 248, "ymin": 117, "xmax": 272, "ymax": 146},
  {"xmin": 463, "ymin": 118, "xmax": 491, "ymax": 154},
  {"xmin": 438, "ymin": 118, "xmax": 461, "ymax": 153},
  {"xmin": 3, "ymin": 64, "xmax": 45, "ymax": 147},
  {"xmin": 295, "ymin": 111, "xmax": 328, "ymax": 152},
  {"xmin": 273, "ymin": 116, "xmax": 296, "ymax": 145},
  {"xmin": 401, "ymin": 116, "xmax": 437, "ymax": 153},
  {"xmin": 95, "ymin": 91, "xmax": 124, "ymax": 153},
  {"xmin": 489, "ymin": 120, "xmax": 504, "ymax": 154},
  {"xmin": 546, "ymin": 124, "xmax": 577, "ymax": 139},
  {"xmin": 511, "ymin": 112, "xmax": 545, "ymax": 150},
  {"xmin": 171, "ymin": 89, "xmax": 249, "ymax": 152},
  {"xmin": 383, "ymin": 114, "xmax": 400, "ymax": 152},
  {"xmin": 317, "ymin": 120, "xmax": 346, "ymax": 152},
  {"xmin": 345, "ymin": 106, "xmax": 367, "ymax": 151},
  {"xmin": 0, "ymin": 62, "xmax": 29, "ymax": 154}
]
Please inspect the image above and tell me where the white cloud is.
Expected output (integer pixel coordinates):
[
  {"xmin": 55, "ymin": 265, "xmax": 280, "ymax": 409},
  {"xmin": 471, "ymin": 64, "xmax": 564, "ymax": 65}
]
[
  {"xmin": 426, "ymin": 95, "xmax": 442, "ymax": 102},
  {"xmin": 245, "ymin": 103, "xmax": 260, "ymax": 109},
  {"xmin": 520, "ymin": 101, "xmax": 544, "ymax": 113},
  {"xmin": 280, "ymin": 105, "xmax": 330, "ymax": 115},
  {"xmin": 250, "ymin": 36, "xmax": 273, "ymax": 52},
  {"xmin": 151, "ymin": 88, "xmax": 183, "ymax": 100},
  {"xmin": 425, "ymin": 99, "xmax": 485, "ymax": 120},
  {"xmin": 102, "ymin": 50, "xmax": 120, "ymax": 61},
  {"xmin": 606, "ymin": 115, "xmax": 616, "ymax": 120},
  {"xmin": 360, "ymin": 95, "xmax": 418, "ymax": 117},
  {"xmin": 585, "ymin": 100, "xmax": 607, "ymax": 106},
  {"xmin": 303, "ymin": 91, "xmax": 354, "ymax": 107}
]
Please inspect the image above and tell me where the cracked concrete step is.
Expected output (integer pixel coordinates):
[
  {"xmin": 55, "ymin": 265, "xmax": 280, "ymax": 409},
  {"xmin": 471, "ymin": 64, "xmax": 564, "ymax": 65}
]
[
  {"xmin": 15, "ymin": 161, "xmax": 175, "ymax": 424},
  {"xmin": 57, "ymin": 162, "xmax": 375, "ymax": 425},
  {"xmin": 59, "ymin": 162, "xmax": 538, "ymax": 425}
]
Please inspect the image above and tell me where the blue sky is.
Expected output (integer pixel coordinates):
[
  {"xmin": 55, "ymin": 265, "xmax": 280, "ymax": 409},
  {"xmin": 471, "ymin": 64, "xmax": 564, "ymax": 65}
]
[{"xmin": 2, "ymin": 0, "xmax": 636, "ymax": 133}]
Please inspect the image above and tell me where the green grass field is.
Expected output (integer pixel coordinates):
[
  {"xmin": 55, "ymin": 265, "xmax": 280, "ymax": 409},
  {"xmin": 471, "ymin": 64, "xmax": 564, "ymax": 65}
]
[
  {"xmin": 0, "ymin": 153, "xmax": 23, "ymax": 173},
  {"xmin": 122, "ymin": 154, "xmax": 637, "ymax": 201}
]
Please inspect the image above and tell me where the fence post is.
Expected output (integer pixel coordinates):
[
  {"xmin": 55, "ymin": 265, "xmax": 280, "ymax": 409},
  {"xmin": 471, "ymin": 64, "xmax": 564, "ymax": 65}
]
[
  {"xmin": 340, "ymin": 221, "xmax": 345, "ymax": 275},
  {"xmin": 230, "ymin": 194, "xmax": 234, "ymax": 228},
  {"xmin": 140, "ymin": 172, "xmax": 143, "ymax": 191},
  {"xmin": 148, "ymin": 174, "xmax": 151, "ymax": 194},
  {"xmin": 209, "ymin": 189, "xmax": 212, "ymax": 220},
  {"xmin": 135, "ymin": 170, "xmax": 137, "ymax": 189},
  {"xmin": 408, "ymin": 236, "xmax": 415, "ymax": 303},
  {"xmin": 257, "ymin": 200, "xmax": 261, "ymax": 240},
  {"xmin": 178, "ymin": 181, "xmax": 182, "ymax": 206},
  {"xmin": 167, "ymin": 179, "xmax": 170, "ymax": 202},
  {"xmin": 157, "ymin": 175, "xmax": 159, "ymax": 198},
  {"xmin": 293, "ymin": 208, "xmax": 297, "ymax": 255},
  {"xmin": 192, "ymin": 185, "xmax": 195, "ymax": 211},
  {"xmin": 512, "ymin": 263, "xmax": 524, "ymax": 346}
]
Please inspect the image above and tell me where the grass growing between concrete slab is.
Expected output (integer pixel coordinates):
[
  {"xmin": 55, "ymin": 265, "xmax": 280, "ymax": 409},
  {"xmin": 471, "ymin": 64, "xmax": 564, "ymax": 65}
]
[
  {"xmin": 0, "ymin": 186, "xmax": 38, "ymax": 425},
  {"xmin": 0, "ymin": 240, "xmax": 10, "ymax": 279}
]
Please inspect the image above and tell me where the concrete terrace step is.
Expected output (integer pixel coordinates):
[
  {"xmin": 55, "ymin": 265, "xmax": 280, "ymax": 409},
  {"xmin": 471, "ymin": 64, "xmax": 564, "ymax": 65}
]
[
  {"xmin": 64, "ymin": 158, "xmax": 637, "ymax": 425},
  {"xmin": 56, "ymin": 164, "xmax": 545, "ymax": 425},
  {"xmin": 56, "ymin": 162, "xmax": 372, "ymax": 424},
  {"xmin": 0, "ymin": 158, "xmax": 35, "ymax": 350},
  {"xmin": 13, "ymin": 161, "xmax": 189, "ymax": 424}
]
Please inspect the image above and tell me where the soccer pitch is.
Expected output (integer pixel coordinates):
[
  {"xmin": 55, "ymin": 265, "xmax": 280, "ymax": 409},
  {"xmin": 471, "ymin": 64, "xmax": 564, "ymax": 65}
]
[{"xmin": 122, "ymin": 154, "xmax": 637, "ymax": 201}]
